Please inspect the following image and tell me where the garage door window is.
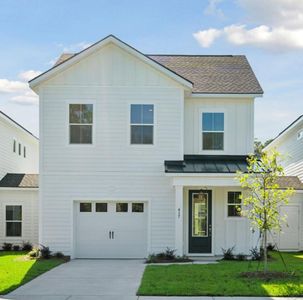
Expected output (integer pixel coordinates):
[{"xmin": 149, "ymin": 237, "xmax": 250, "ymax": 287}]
[
  {"xmin": 132, "ymin": 203, "xmax": 144, "ymax": 213},
  {"xmin": 116, "ymin": 203, "xmax": 128, "ymax": 212},
  {"xmin": 80, "ymin": 203, "xmax": 92, "ymax": 212},
  {"xmin": 6, "ymin": 205, "xmax": 22, "ymax": 237},
  {"xmin": 96, "ymin": 203, "xmax": 107, "ymax": 212}
]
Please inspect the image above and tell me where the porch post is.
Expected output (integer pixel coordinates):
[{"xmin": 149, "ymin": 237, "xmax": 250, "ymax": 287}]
[{"xmin": 175, "ymin": 185, "xmax": 184, "ymax": 256}]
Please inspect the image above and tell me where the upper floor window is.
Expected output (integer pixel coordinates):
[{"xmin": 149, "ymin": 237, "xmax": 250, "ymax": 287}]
[
  {"xmin": 13, "ymin": 139, "xmax": 16, "ymax": 153},
  {"xmin": 18, "ymin": 143, "xmax": 21, "ymax": 155},
  {"xmin": 227, "ymin": 192, "xmax": 242, "ymax": 217},
  {"xmin": 23, "ymin": 146, "xmax": 26, "ymax": 158},
  {"xmin": 69, "ymin": 104, "xmax": 93, "ymax": 144},
  {"xmin": 202, "ymin": 112, "xmax": 224, "ymax": 150},
  {"xmin": 297, "ymin": 129, "xmax": 303, "ymax": 141},
  {"xmin": 130, "ymin": 104, "xmax": 154, "ymax": 145},
  {"xmin": 6, "ymin": 205, "xmax": 22, "ymax": 237}
]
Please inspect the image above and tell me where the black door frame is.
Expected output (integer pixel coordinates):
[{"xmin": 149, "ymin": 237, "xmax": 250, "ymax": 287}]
[{"xmin": 188, "ymin": 189, "xmax": 212, "ymax": 254}]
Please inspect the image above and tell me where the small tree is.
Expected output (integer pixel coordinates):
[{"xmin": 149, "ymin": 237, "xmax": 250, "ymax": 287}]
[{"xmin": 237, "ymin": 150, "xmax": 294, "ymax": 272}]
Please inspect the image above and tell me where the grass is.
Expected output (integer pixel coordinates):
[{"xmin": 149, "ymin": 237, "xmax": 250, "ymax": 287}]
[
  {"xmin": 0, "ymin": 251, "xmax": 66, "ymax": 295},
  {"xmin": 138, "ymin": 251, "xmax": 303, "ymax": 297}
]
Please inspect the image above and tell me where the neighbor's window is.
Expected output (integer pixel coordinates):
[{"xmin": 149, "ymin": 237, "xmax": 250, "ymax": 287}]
[
  {"xmin": 18, "ymin": 143, "xmax": 21, "ymax": 155},
  {"xmin": 227, "ymin": 192, "xmax": 242, "ymax": 217},
  {"xmin": 80, "ymin": 203, "xmax": 92, "ymax": 212},
  {"xmin": 202, "ymin": 112, "xmax": 224, "ymax": 150},
  {"xmin": 132, "ymin": 203, "xmax": 144, "ymax": 213},
  {"xmin": 6, "ymin": 205, "xmax": 22, "ymax": 237},
  {"xmin": 130, "ymin": 104, "xmax": 154, "ymax": 144},
  {"xmin": 13, "ymin": 140, "xmax": 16, "ymax": 153},
  {"xmin": 69, "ymin": 104, "xmax": 93, "ymax": 144},
  {"xmin": 116, "ymin": 203, "xmax": 128, "ymax": 212}
]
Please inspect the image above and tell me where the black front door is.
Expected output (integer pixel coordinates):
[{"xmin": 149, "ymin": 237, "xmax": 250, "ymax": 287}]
[{"xmin": 188, "ymin": 190, "xmax": 212, "ymax": 253}]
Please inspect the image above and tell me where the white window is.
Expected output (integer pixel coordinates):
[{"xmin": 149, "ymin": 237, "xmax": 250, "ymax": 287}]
[
  {"xmin": 297, "ymin": 130, "xmax": 303, "ymax": 140},
  {"xmin": 130, "ymin": 104, "xmax": 154, "ymax": 144},
  {"xmin": 227, "ymin": 192, "xmax": 242, "ymax": 217},
  {"xmin": 6, "ymin": 205, "xmax": 22, "ymax": 237},
  {"xmin": 69, "ymin": 104, "xmax": 93, "ymax": 144},
  {"xmin": 202, "ymin": 112, "xmax": 224, "ymax": 150}
]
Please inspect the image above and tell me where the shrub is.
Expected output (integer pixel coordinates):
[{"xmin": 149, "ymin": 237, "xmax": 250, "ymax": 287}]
[
  {"xmin": 163, "ymin": 247, "xmax": 176, "ymax": 260},
  {"xmin": 250, "ymin": 246, "xmax": 262, "ymax": 261},
  {"xmin": 13, "ymin": 245, "xmax": 20, "ymax": 251},
  {"xmin": 2, "ymin": 243, "xmax": 12, "ymax": 251},
  {"xmin": 28, "ymin": 248, "xmax": 39, "ymax": 258},
  {"xmin": 54, "ymin": 251, "xmax": 64, "ymax": 258},
  {"xmin": 40, "ymin": 245, "xmax": 51, "ymax": 259},
  {"xmin": 236, "ymin": 253, "xmax": 246, "ymax": 261},
  {"xmin": 222, "ymin": 246, "xmax": 235, "ymax": 260},
  {"xmin": 22, "ymin": 241, "xmax": 33, "ymax": 251}
]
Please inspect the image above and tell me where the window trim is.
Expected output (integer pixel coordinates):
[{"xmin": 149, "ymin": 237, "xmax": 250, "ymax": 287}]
[
  {"xmin": 226, "ymin": 191, "xmax": 244, "ymax": 219},
  {"xmin": 66, "ymin": 101, "xmax": 96, "ymax": 147},
  {"xmin": 129, "ymin": 103, "xmax": 156, "ymax": 147},
  {"xmin": 5, "ymin": 205, "xmax": 22, "ymax": 237}
]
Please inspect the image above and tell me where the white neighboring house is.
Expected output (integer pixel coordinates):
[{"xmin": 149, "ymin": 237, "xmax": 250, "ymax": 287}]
[
  {"xmin": 0, "ymin": 111, "xmax": 39, "ymax": 247},
  {"xmin": 264, "ymin": 115, "xmax": 303, "ymax": 251},
  {"xmin": 29, "ymin": 35, "xmax": 303, "ymax": 259}
]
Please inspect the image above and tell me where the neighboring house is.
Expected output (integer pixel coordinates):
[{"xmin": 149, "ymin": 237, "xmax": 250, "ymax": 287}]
[
  {"xmin": 0, "ymin": 111, "xmax": 39, "ymax": 246},
  {"xmin": 264, "ymin": 115, "xmax": 303, "ymax": 251},
  {"xmin": 29, "ymin": 35, "xmax": 303, "ymax": 258}
]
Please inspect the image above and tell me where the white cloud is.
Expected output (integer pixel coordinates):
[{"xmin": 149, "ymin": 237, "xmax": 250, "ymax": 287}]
[
  {"xmin": 195, "ymin": 0, "xmax": 303, "ymax": 51},
  {"xmin": 193, "ymin": 29, "xmax": 222, "ymax": 48},
  {"xmin": 0, "ymin": 70, "xmax": 41, "ymax": 106}
]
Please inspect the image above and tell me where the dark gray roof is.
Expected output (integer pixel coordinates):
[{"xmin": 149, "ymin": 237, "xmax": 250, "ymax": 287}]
[
  {"xmin": 0, "ymin": 173, "xmax": 38, "ymax": 188},
  {"xmin": 165, "ymin": 155, "xmax": 248, "ymax": 173},
  {"xmin": 276, "ymin": 176, "xmax": 303, "ymax": 190},
  {"xmin": 149, "ymin": 55, "xmax": 263, "ymax": 94}
]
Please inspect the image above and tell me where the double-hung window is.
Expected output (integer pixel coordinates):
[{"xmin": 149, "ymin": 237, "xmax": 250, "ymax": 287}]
[
  {"xmin": 69, "ymin": 104, "xmax": 93, "ymax": 144},
  {"xmin": 202, "ymin": 112, "xmax": 224, "ymax": 150},
  {"xmin": 6, "ymin": 205, "xmax": 22, "ymax": 236},
  {"xmin": 130, "ymin": 104, "xmax": 154, "ymax": 144},
  {"xmin": 227, "ymin": 192, "xmax": 242, "ymax": 217}
]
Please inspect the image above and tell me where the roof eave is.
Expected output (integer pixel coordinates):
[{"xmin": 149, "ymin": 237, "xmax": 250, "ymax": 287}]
[{"xmin": 191, "ymin": 93, "xmax": 263, "ymax": 98}]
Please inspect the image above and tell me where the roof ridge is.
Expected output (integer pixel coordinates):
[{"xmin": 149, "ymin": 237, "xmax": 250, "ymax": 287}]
[{"xmin": 147, "ymin": 54, "xmax": 240, "ymax": 57}]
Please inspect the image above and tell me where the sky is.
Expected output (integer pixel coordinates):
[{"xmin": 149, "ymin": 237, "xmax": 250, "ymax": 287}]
[{"xmin": 0, "ymin": 0, "xmax": 302, "ymax": 141}]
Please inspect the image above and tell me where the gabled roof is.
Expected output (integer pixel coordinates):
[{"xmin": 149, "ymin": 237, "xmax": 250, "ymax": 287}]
[
  {"xmin": 30, "ymin": 35, "xmax": 263, "ymax": 95},
  {"xmin": 29, "ymin": 35, "xmax": 193, "ymax": 91},
  {"xmin": 264, "ymin": 115, "xmax": 303, "ymax": 150},
  {"xmin": 0, "ymin": 173, "xmax": 38, "ymax": 188},
  {"xmin": 149, "ymin": 55, "xmax": 263, "ymax": 94},
  {"xmin": 0, "ymin": 111, "xmax": 38, "ymax": 140}
]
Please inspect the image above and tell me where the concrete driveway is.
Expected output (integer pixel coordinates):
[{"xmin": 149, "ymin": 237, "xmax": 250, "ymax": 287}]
[{"xmin": 2, "ymin": 259, "xmax": 145, "ymax": 300}]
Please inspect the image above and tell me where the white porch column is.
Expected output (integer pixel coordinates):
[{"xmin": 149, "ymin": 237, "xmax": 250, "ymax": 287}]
[{"xmin": 175, "ymin": 185, "xmax": 184, "ymax": 256}]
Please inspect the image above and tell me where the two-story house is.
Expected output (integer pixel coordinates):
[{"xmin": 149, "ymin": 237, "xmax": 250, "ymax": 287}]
[
  {"xmin": 264, "ymin": 115, "xmax": 303, "ymax": 251},
  {"xmin": 29, "ymin": 35, "xmax": 302, "ymax": 258},
  {"xmin": 0, "ymin": 111, "xmax": 39, "ymax": 246}
]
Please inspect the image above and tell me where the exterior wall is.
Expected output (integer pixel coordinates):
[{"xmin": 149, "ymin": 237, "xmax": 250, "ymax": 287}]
[
  {"xmin": 39, "ymin": 42, "xmax": 185, "ymax": 256},
  {"xmin": 269, "ymin": 125, "xmax": 303, "ymax": 181},
  {"xmin": 183, "ymin": 186, "xmax": 256, "ymax": 255},
  {"xmin": 0, "ymin": 189, "xmax": 39, "ymax": 246},
  {"xmin": 184, "ymin": 97, "xmax": 254, "ymax": 155},
  {"xmin": 0, "ymin": 116, "xmax": 39, "ymax": 180}
]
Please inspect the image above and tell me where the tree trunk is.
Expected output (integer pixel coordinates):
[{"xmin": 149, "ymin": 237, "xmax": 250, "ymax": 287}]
[{"xmin": 264, "ymin": 230, "xmax": 268, "ymax": 273}]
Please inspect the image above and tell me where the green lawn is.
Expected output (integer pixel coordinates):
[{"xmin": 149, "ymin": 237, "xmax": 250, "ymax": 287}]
[
  {"xmin": 138, "ymin": 252, "xmax": 303, "ymax": 297},
  {"xmin": 0, "ymin": 251, "xmax": 66, "ymax": 295}
]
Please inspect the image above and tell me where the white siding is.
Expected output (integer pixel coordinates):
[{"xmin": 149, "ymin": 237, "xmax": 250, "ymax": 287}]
[
  {"xmin": 272, "ymin": 125, "xmax": 303, "ymax": 181},
  {"xmin": 0, "ymin": 116, "xmax": 39, "ymax": 180},
  {"xmin": 0, "ymin": 190, "xmax": 38, "ymax": 246},
  {"xmin": 184, "ymin": 97, "xmax": 254, "ymax": 155}
]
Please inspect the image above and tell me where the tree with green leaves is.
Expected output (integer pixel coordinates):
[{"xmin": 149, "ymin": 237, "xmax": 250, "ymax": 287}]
[{"xmin": 237, "ymin": 150, "xmax": 294, "ymax": 272}]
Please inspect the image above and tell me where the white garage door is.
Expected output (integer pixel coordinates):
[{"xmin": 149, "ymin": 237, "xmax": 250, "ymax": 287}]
[
  {"xmin": 279, "ymin": 205, "xmax": 300, "ymax": 250},
  {"xmin": 75, "ymin": 201, "xmax": 148, "ymax": 258}
]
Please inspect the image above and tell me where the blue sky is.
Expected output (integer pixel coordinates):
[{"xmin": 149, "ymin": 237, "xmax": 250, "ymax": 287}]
[{"xmin": 0, "ymin": 0, "xmax": 302, "ymax": 141}]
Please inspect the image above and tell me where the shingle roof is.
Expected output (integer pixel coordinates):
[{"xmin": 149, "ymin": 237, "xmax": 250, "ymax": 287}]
[
  {"xmin": 165, "ymin": 155, "xmax": 249, "ymax": 173},
  {"xmin": 276, "ymin": 176, "xmax": 303, "ymax": 190},
  {"xmin": 0, "ymin": 173, "xmax": 38, "ymax": 188},
  {"xmin": 149, "ymin": 55, "xmax": 263, "ymax": 94}
]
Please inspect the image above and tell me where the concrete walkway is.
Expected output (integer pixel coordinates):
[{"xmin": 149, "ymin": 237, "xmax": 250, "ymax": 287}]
[{"xmin": 1, "ymin": 260, "xmax": 302, "ymax": 300}]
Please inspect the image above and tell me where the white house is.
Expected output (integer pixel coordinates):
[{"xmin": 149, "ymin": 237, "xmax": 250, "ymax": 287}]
[
  {"xmin": 0, "ymin": 111, "xmax": 39, "ymax": 247},
  {"xmin": 264, "ymin": 115, "xmax": 303, "ymax": 251},
  {"xmin": 29, "ymin": 35, "xmax": 302, "ymax": 259}
]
